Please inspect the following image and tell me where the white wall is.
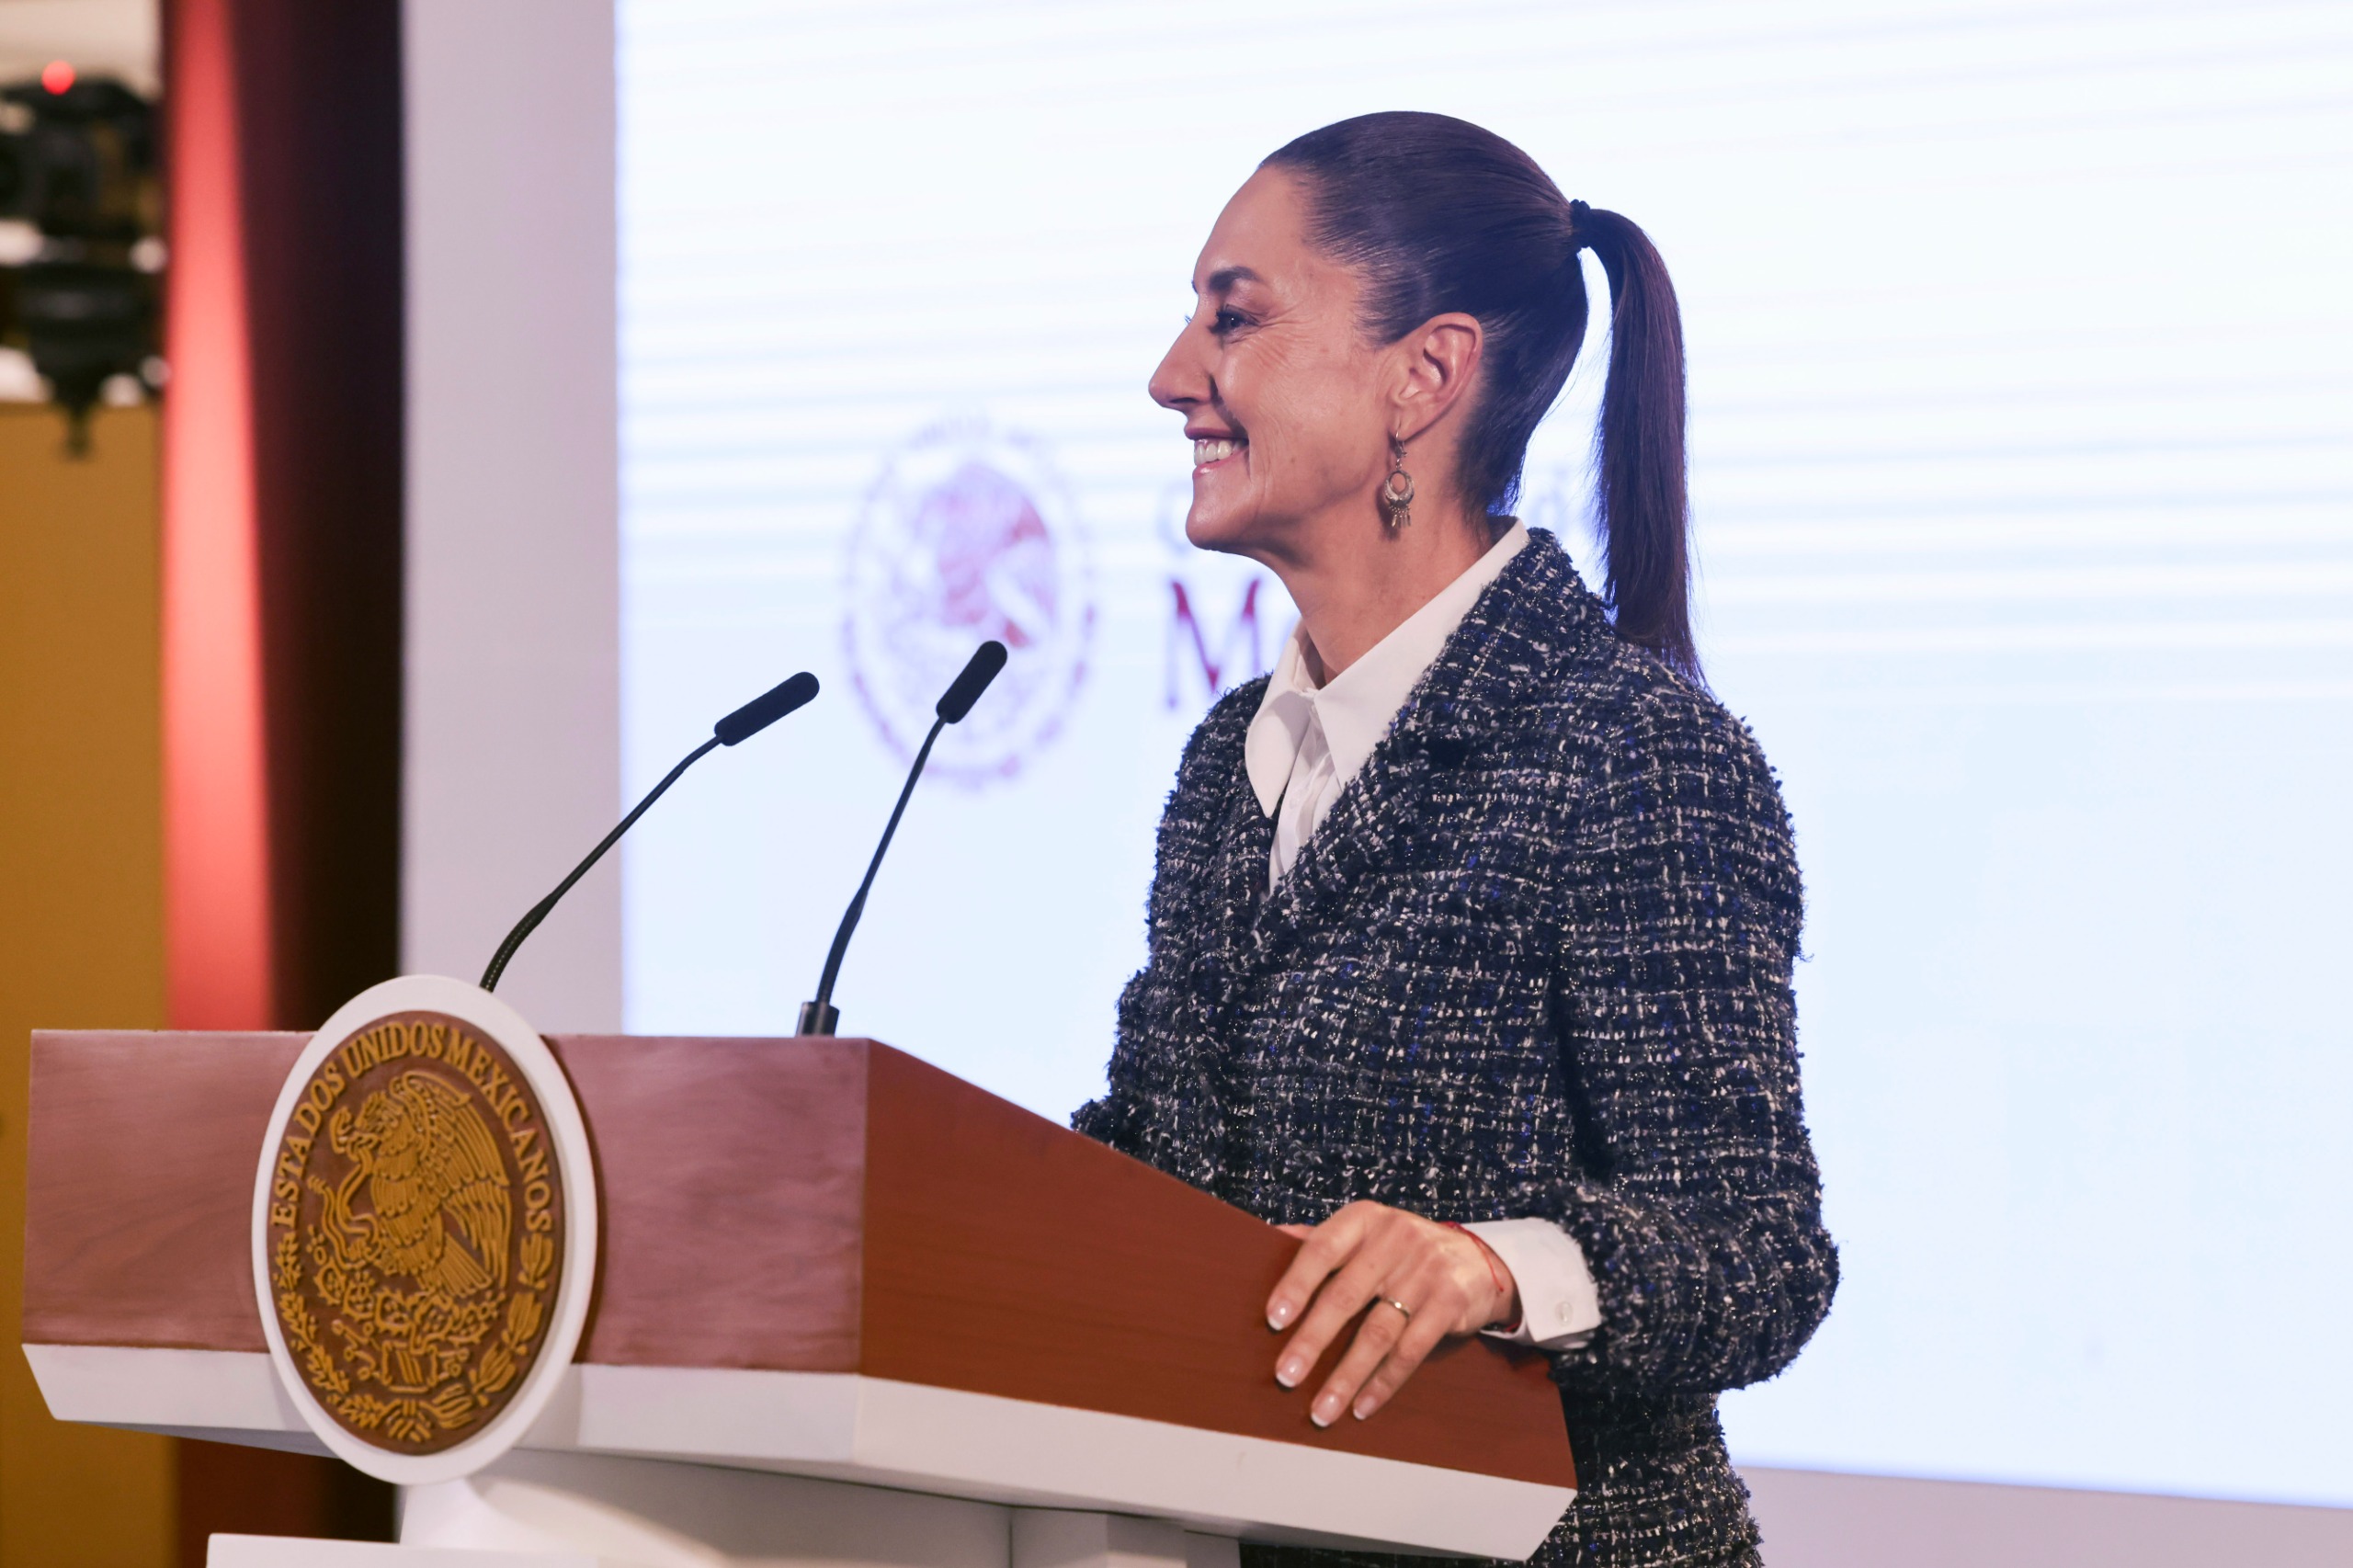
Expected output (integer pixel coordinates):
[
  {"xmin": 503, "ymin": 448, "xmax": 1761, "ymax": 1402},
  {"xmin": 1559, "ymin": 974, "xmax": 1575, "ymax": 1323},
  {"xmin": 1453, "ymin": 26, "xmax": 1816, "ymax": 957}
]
[{"xmin": 402, "ymin": 0, "xmax": 620, "ymax": 1029}]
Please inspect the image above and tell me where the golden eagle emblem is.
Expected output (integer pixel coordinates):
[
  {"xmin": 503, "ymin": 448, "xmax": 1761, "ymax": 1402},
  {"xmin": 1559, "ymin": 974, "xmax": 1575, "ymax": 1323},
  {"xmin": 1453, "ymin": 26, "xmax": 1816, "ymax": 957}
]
[
  {"xmin": 318, "ymin": 1071, "xmax": 511, "ymax": 1301},
  {"xmin": 264, "ymin": 1014, "xmax": 566, "ymax": 1454}
]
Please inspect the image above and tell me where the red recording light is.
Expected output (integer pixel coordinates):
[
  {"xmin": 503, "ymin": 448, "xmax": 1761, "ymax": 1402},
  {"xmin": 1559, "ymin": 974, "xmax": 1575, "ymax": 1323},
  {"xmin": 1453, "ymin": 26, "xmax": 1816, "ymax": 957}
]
[{"xmin": 40, "ymin": 60, "xmax": 74, "ymax": 95}]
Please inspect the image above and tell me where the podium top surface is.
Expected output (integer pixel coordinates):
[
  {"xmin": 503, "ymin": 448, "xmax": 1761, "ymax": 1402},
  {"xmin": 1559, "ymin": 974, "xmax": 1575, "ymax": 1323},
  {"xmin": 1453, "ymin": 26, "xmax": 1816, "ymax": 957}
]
[{"xmin": 23, "ymin": 1029, "xmax": 1574, "ymax": 1517}]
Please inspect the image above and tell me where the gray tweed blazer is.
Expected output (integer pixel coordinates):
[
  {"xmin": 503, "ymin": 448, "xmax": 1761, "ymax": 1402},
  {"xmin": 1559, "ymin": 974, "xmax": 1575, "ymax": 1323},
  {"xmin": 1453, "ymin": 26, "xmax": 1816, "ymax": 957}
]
[{"xmin": 1074, "ymin": 530, "xmax": 1836, "ymax": 1568}]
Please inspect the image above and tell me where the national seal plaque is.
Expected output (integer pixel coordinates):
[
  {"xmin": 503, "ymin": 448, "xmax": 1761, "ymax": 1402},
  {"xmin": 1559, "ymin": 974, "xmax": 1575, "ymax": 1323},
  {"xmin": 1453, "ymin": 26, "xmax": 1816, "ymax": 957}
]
[{"xmin": 251, "ymin": 975, "xmax": 597, "ymax": 1483}]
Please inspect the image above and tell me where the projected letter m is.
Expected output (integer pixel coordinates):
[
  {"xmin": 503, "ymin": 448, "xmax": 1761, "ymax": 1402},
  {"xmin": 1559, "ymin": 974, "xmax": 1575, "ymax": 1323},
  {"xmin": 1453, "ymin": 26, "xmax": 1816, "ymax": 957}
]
[{"xmin": 1165, "ymin": 578, "xmax": 1267, "ymax": 710}]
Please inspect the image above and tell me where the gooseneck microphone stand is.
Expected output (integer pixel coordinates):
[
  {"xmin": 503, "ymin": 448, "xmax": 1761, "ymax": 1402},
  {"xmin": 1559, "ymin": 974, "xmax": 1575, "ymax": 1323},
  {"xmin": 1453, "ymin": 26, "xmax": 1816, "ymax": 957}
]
[
  {"xmin": 797, "ymin": 640, "xmax": 1007, "ymax": 1035},
  {"xmin": 481, "ymin": 670, "xmax": 821, "ymax": 994}
]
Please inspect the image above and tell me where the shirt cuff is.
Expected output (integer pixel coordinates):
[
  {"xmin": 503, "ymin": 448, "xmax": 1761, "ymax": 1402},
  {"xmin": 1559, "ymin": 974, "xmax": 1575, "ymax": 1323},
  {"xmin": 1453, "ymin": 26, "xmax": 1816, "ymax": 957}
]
[{"xmin": 1462, "ymin": 1218, "xmax": 1601, "ymax": 1351}]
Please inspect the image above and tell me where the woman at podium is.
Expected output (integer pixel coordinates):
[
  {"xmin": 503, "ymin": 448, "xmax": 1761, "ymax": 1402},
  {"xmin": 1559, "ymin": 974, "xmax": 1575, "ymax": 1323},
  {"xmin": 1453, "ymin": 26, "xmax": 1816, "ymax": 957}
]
[{"xmin": 1077, "ymin": 112, "xmax": 1836, "ymax": 1568}]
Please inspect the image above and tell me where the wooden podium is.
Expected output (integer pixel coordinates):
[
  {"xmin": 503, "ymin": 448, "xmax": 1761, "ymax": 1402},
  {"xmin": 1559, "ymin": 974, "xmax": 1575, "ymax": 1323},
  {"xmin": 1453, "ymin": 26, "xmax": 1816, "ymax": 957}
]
[{"xmin": 23, "ymin": 1028, "xmax": 1576, "ymax": 1567}]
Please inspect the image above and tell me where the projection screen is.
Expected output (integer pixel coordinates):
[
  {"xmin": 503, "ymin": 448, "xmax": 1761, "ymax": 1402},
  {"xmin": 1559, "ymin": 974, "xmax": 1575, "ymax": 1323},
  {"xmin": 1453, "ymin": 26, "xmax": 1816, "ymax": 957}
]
[{"xmin": 611, "ymin": 0, "xmax": 2352, "ymax": 1507}]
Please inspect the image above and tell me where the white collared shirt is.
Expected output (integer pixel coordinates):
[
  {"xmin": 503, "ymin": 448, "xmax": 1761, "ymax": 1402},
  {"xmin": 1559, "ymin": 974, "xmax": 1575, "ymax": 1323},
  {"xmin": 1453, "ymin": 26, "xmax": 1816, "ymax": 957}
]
[
  {"xmin": 1242, "ymin": 521, "xmax": 1599, "ymax": 1351},
  {"xmin": 1246, "ymin": 523, "xmax": 1530, "ymax": 889}
]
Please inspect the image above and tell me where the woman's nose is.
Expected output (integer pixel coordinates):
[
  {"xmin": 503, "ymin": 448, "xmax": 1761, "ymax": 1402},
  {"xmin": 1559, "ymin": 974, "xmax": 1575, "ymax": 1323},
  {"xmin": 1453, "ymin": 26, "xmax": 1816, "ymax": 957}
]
[{"xmin": 1149, "ymin": 324, "xmax": 1207, "ymax": 412}]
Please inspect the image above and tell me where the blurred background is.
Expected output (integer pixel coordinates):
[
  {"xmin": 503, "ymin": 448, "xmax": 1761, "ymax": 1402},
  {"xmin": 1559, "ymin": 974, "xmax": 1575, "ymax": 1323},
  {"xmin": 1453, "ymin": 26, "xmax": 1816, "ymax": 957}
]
[{"xmin": 2, "ymin": 2, "xmax": 2348, "ymax": 1564}]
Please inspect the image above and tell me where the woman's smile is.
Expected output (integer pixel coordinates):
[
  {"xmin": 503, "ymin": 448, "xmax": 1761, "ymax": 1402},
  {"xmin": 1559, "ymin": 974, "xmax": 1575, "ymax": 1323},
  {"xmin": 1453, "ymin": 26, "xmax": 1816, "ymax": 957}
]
[{"xmin": 1191, "ymin": 436, "xmax": 1245, "ymax": 471}]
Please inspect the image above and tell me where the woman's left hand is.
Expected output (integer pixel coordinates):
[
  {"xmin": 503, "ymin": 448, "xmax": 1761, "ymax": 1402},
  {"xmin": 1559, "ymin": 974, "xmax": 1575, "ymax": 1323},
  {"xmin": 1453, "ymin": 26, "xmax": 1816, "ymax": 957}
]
[{"xmin": 1265, "ymin": 1200, "xmax": 1519, "ymax": 1426}]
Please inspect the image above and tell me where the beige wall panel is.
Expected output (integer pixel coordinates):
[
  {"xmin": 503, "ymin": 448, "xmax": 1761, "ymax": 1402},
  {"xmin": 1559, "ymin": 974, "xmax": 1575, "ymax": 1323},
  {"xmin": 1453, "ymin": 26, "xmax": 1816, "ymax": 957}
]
[{"xmin": 1, "ymin": 404, "xmax": 175, "ymax": 1565}]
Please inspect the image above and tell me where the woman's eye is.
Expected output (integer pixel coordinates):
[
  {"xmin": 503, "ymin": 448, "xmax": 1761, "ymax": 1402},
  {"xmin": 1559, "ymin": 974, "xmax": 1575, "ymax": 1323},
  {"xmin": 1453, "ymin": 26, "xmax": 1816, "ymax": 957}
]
[{"xmin": 1211, "ymin": 308, "xmax": 1249, "ymax": 335}]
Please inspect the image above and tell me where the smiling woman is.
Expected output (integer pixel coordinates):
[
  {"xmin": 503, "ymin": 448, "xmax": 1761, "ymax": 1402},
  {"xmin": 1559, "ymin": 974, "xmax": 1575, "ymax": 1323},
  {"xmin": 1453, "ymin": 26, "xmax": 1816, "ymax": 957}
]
[{"xmin": 1081, "ymin": 112, "xmax": 1836, "ymax": 1568}]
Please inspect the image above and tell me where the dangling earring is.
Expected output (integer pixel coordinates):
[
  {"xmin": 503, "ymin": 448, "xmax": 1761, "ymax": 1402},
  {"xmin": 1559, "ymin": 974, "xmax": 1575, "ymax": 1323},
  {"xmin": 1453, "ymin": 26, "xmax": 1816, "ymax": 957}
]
[{"xmin": 1381, "ymin": 434, "xmax": 1415, "ymax": 531}]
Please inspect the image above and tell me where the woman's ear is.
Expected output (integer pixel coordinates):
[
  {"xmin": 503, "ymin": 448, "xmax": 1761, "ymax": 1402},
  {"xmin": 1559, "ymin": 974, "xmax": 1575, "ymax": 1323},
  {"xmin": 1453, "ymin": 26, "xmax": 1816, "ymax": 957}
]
[{"xmin": 1390, "ymin": 311, "xmax": 1483, "ymax": 442}]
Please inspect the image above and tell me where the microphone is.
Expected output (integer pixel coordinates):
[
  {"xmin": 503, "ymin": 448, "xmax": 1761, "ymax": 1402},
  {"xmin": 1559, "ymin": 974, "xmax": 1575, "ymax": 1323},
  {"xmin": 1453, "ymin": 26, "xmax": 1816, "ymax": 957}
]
[
  {"xmin": 797, "ymin": 640, "xmax": 1007, "ymax": 1036},
  {"xmin": 481, "ymin": 670, "xmax": 820, "ymax": 993}
]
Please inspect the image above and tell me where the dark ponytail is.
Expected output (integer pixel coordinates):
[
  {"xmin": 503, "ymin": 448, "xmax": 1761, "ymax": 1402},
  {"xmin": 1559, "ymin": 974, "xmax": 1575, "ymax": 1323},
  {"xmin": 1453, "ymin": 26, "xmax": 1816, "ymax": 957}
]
[
  {"xmin": 1568, "ymin": 200, "xmax": 1694, "ymax": 678},
  {"xmin": 1263, "ymin": 114, "xmax": 1699, "ymax": 680}
]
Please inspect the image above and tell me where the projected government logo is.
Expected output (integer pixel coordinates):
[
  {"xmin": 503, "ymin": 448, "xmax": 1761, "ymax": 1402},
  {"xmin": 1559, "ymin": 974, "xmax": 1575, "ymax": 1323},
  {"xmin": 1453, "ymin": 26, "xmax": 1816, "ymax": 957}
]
[
  {"xmin": 845, "ymin": 420, "xmax": 1094, "ymax": 785},
  {"xmin": 253, "ymin": 977, "xmax": 595, "ymax": 1483}
]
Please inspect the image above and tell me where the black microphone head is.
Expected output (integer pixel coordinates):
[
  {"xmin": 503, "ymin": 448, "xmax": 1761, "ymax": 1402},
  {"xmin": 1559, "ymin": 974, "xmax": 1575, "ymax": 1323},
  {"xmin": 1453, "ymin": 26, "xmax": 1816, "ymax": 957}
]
[
  {"xmin": 935, "ymin": 641, "xmax": 1007, "ymax": 723},
  {"xmin": 714, "ymin": 670, "xmax": 820, "ymax": 745}
]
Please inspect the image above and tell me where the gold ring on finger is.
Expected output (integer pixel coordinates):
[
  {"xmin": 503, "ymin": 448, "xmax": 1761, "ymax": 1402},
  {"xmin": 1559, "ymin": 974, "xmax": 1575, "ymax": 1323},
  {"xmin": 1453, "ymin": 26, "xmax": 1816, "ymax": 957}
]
[{"xmin": 1381, "ymin": 1297, "xmax": 1413, "ymax": 1323}]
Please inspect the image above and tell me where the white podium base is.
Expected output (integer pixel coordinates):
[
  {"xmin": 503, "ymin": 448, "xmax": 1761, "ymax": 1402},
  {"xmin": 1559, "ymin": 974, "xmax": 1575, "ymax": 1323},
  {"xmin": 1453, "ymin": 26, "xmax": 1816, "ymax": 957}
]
[
  {"xmin": 211, "ymin": 1452, "xmax": 1247, "ymax": 1568},
  {"xmin": 40, "ymin": 1346, "xmax": 1559, "ymax": 1556}
]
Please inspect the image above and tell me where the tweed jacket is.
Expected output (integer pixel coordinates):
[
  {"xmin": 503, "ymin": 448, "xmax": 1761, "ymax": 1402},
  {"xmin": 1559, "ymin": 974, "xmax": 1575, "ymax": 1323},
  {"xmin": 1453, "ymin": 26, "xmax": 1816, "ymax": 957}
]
[{"xmin": 1074, "ymin": 531, "xmax": 1836, "ymax": 1568}]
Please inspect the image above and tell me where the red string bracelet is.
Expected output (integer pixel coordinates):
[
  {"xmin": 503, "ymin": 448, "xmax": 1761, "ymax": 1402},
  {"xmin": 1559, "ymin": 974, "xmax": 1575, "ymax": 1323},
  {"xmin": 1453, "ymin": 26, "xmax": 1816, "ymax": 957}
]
[{"xmin": 1444, "ymin": 1221, "xmax": 1522, "ymax": 1333}]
